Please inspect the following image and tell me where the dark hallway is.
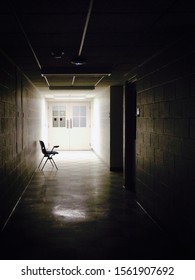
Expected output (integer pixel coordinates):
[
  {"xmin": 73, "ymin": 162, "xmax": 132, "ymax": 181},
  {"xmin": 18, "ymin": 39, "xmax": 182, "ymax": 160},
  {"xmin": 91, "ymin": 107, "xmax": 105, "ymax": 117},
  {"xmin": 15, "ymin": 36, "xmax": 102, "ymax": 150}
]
[
  {"xmin": 0, "ymin": 0, "xmax": 195, "ymax": 262},
  {"xmin": 0, "ymin": 151, "xmax": 189, "ymax": 260}
]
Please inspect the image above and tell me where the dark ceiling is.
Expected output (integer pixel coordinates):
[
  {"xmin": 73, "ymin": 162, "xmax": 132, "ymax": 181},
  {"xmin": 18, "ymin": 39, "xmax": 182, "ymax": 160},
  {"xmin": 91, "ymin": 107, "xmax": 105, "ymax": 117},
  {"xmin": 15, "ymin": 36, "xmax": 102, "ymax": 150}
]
[{"xmin": 0, "ymin": 0, "xmax": 195, "ymax": 92}]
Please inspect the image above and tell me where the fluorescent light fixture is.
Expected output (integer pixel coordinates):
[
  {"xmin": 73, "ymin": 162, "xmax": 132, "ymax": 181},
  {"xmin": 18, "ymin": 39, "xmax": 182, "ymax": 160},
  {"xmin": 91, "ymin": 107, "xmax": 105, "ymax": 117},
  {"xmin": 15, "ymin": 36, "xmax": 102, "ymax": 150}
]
[
  {"xmin": 41, "ymin": 67, "xmax": 112, "ymax": 76},
  {"xmin": 49, "ymin": 86, "xmax": 95, "ymax": 90},
  {"xmin": 54, "ymin": 97, "xmax": 85, "ymax": 100},
  {"xmin": 86, "ymin": 94, "xmax": 95, "ymax": 98}
]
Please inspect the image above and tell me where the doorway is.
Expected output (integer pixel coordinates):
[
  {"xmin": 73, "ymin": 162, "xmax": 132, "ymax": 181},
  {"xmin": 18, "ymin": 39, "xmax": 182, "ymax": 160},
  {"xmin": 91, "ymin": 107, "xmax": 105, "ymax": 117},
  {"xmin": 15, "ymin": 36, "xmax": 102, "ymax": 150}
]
[
  {"xmin": 123, "ymin": 81, "xmax": 136, "ymax": 191},
  {"xmin": 48, "ymin": 102, "xmax": 91, "ymax": 150}
]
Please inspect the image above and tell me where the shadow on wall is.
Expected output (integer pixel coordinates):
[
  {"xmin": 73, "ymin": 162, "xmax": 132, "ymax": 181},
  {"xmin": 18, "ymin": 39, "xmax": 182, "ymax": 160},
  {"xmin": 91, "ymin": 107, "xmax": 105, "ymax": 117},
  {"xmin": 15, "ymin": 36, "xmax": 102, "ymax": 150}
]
[{"xmin": 134, "ymin": 34, "xmax": 195, "ymax": 254}]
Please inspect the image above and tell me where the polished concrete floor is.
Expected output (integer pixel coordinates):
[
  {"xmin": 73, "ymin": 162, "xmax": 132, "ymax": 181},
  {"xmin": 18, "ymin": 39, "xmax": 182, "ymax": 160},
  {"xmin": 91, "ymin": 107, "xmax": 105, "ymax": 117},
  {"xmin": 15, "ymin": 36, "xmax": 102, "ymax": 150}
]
[{"xmin": 0, "ymin": 151, "xmax": 188, "ymax": 260}]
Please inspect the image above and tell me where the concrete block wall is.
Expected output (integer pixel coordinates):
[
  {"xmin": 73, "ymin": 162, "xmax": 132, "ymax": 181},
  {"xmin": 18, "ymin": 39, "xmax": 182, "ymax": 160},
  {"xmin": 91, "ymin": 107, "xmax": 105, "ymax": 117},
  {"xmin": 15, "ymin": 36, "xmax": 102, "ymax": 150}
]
[
  {"xmin": 135, "ymin": 36, "xmax": 195, "ymax": 251},
  {"xmin": 0, "ymin": 50, "xmax": 42, "ymax": 229}
]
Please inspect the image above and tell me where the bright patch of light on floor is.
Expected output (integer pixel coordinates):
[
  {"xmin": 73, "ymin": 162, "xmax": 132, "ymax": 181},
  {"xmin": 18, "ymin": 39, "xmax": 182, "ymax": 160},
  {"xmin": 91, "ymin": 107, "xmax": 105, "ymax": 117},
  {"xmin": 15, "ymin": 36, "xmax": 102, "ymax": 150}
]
[{"xmin": 53, "ymin": 206, "xmax": 86, "ymax": 220}]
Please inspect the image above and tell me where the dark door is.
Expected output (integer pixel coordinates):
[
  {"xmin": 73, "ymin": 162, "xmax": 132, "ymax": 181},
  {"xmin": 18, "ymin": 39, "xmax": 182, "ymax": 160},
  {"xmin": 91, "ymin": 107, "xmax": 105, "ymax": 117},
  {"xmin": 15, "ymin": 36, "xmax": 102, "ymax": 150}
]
[{"xmin": 123, "ymin": 81, "xmax": 136, "ymax": 191}]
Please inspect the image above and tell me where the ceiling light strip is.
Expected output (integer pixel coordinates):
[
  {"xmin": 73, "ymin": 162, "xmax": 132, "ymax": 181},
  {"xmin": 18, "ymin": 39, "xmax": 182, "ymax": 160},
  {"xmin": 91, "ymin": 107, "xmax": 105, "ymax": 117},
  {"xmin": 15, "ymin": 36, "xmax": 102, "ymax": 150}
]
[
  {"xmin": 41, "ymin": 67, "xmax": 112, "ymax": 76},
  {"xmin": 43, "ymin": 76, "xmax": 50, "ymax": 87},
  {"xmin": 72, "ymin": 76, "xmax": 76, "ymax": 85},
  {"xmin": 95, "ymin": 76, "xmax": 105, "ymax": 87},
  {"xmin": 78, "ymin": 0, "xmax": 94, "ymax": 56},
  {"xmin": 42, "ymin": 73, "xmax": 111, "ymax": 77},
  {"xmin": 49, "ymin": 86, "xmax": 95, "ymax": 90}
]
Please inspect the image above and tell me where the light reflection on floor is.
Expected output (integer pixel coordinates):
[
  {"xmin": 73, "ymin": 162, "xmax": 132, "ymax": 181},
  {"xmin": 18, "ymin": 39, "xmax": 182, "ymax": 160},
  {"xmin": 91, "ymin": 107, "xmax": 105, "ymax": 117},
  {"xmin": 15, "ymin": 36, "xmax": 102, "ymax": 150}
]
[
  {"xmin": 0, "ymin": 150, "xmax": 187, "ymax": 260},
  {"xmin": 53, "ymin": 206, "xmax": 87, "ymax": 220}
]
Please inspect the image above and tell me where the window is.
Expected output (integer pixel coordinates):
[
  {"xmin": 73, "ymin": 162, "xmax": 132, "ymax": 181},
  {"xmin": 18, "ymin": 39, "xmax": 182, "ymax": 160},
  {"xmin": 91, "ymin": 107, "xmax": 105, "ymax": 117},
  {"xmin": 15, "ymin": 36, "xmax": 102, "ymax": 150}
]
[
  {"xmin": 73, "ymin": 106, "xmax": 86, "ymax": 127},
  {"xmin": 52, "ymin": 106, "xmax": 66, "ymax": 127}
]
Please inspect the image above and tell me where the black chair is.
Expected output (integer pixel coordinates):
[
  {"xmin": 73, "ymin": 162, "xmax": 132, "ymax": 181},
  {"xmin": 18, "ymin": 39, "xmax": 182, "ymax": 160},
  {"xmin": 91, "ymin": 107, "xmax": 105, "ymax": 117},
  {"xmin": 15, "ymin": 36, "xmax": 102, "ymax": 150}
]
[{"xmin": 38, "ymin": 140, "xmax": 59, "ymax": 170}]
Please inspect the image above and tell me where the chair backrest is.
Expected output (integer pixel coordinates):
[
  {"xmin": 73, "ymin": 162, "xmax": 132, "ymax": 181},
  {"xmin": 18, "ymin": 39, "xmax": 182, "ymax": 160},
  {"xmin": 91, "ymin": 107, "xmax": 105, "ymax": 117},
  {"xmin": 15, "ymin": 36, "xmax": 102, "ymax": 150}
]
[{"xmin": 39, "ymin": 140, "xmax": 47, "ymax": 155}]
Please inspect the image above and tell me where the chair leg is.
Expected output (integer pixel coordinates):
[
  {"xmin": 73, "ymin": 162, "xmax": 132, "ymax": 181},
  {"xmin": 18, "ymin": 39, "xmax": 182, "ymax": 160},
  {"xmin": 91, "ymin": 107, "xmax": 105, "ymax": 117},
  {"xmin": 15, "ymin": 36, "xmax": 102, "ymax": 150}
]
[
  {"xmin": 41, "ymin": 158, "xmax": 49, "ymax": 170},
  {"xmin": 38, "ymin": 156, "xmax": 44, "ymax": 169},
  {"xmin": 49, "ymin": 158, "xmax": 54, "ymax": 167},
  {"xmin": 51, "ymin": 157, "xmax": 58, "ymax": 170},
  {"xmin": 40, "ymin": 156, "xmax": 58, "ymax": 171}
]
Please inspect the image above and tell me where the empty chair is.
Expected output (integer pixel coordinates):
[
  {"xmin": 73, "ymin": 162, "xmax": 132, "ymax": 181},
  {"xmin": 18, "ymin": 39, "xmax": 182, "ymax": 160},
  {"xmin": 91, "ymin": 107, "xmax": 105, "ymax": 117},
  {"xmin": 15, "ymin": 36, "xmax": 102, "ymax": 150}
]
[{"xmin": 38, "ymin": 140, "xmax": 59, "ymax": 170}]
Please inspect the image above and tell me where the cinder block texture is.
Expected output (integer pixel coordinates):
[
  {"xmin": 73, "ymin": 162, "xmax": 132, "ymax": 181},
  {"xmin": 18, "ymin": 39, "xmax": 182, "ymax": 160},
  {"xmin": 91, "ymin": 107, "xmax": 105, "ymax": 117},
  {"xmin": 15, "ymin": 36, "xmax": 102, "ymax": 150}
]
[
  {"xmin": 135, "ymin": 38, "xmax": 195, "ymax": 251},
  {"xmin": 0, "ymin": 51, "xmax": 42, "ymax": 229}
]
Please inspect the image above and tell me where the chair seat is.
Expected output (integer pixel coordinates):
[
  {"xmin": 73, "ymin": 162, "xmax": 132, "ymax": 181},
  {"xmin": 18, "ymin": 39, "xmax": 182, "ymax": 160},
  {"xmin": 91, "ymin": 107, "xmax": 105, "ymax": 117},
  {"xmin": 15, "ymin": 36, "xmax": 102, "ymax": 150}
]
[{"xmin": 45, "ymin": 150, "xmax": 58, "ymax": 155}]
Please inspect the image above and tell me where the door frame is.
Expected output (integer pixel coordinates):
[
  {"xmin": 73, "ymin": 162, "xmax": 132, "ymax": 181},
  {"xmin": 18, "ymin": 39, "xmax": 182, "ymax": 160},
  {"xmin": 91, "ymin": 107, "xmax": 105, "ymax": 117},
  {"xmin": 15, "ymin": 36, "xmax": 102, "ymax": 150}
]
[{"xmin": 48, "ymin": 101, "xmax": 91, "ymax": 151}]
